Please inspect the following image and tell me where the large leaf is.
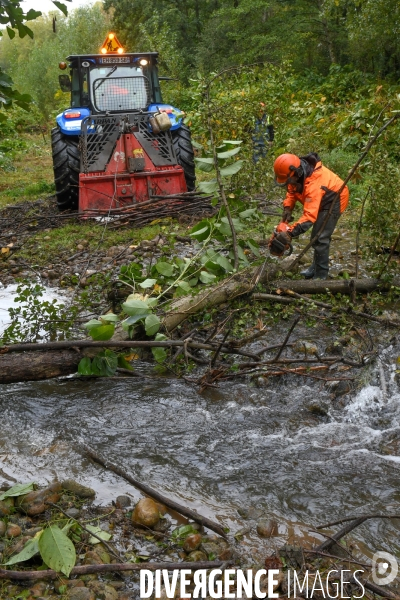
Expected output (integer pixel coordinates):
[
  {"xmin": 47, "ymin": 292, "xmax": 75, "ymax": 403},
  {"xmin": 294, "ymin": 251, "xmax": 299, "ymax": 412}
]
[
  {"xmin": 220, "ymin": 160, "xmax": 244, "ymax": 177},
  {"xmin": 0, "ymin": 482, "xmax": 34, "ymax": 500},
  {"xmin": 152, "ymin": 347, "xmax": 167, "ymax": 363},
  {"xmin": 145, "ymin": 314, "xmax": 160, "ymax": 336},
  {"xmin": 155, "ymin": 262, "xmax": 175, "ymax": 277},
  {"xmin": 99, "ymin": 313, "xmax": 119, "ymax": 323},
  {"xmin": 91, "ymin": 351, "xmax": 118, "ymax": 377},
  {"xmin": 198, "ymin": 180, "xmax": 218, "ymax": 194},
  {"xmin": 199, "ymin": 271, "xmax": 216, "ymax": 284},
  {"xmin": 215, "ymin": 254, "xmax": 234, "ymax": 272},
  {"xmin": 190, "ymin": 220, "xmax": 211, "ymax": 242},
  {"xmin": 122, "ymin": 299, "xmax": 151, "ymax": 316},
  {"xmin": 4, "ymin": 534, "xmax": 41, "ymax": 565},
  {"xmin": 216, "ymin": 147, "xmax": 241, "ymax": 159},
  {"xmin": 194, "ymin": 157, "xmax": 214, "ymax": 173},
  {"xmin": 38, "ymin": 525, "xmax": 76, "ymax": 577},
  {"xmin": 87, "ymin": 323, "xmax": 115, "ymax": 341},
  {"xmin": 139, "ymin": 278, "xmax": 157, "ymax": 289},
  {"xmin": 86, "ymin": 525, "xmax": 112, "ymax": 545},
  {"xmin": 78, "ymin": 357, "xmax": 92, "ymax": 376},
  {"xmin": 121, "ymin": 314, "xmax": 149, "ymax": 330}
]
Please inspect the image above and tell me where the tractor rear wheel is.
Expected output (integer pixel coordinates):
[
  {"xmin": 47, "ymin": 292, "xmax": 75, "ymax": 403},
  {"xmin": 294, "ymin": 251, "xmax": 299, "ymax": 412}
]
[
  {"xmin": 171, "ymin": 124, "xmax": 196, "ymax": 191},
  {"xmin": 51, "ymin": 127, "xmax": 80, "ymax": 211}
]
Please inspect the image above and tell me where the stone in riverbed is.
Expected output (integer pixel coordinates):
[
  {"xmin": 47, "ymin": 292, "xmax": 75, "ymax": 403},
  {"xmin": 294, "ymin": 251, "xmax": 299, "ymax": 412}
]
[
  {"xmin": 6, "ymin": 523, "xmax": 22, "ymax": 538},
  {"xmin": 183, "ymin": 533, "xmax": 202, "ymax": 553},
  {"xmin": 16, "ymin": 482, "xmax": 62, "ymax": 516},
  {"xmin": 87, "ymin": 580, "xmax": 119, "ymax": 600},
  {"xmin": 61, "ymin": 480, "xmax": 96, "ymax": 499},
  {"xmin": 115, "ymin": 495, "xmax": 131, "ymax": 508},
  {"xmin": 132, "ymin": 498, "xmax": 161, "ymax": 528},
  {"xmin": 256, "ymin": 518, "xmax": 278, "ymax": 537}
]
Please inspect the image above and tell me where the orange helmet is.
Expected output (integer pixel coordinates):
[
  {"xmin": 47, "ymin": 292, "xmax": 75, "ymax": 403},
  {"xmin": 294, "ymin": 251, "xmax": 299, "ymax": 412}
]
[{"xmin": 273, "ymin": 154, "xmax": 301, "ymax": 185}]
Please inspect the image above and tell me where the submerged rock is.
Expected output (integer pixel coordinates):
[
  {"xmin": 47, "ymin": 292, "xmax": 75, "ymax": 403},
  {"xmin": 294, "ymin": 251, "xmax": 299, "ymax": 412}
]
[
  {"xmin": 61, "ymin": 480, "xmax": 96, "ymax": 499},
  {"xmin": 183, "ymin": 533, "xmax": 202, "ymax": 552},
  {"xmin": 256, "ymin": 518, "xmax": 278, "ymax": 537}
]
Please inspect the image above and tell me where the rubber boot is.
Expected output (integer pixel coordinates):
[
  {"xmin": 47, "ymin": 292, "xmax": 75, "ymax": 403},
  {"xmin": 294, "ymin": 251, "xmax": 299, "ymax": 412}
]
[
  {"xmin": 300, "ymin": 262, "xmax": 315, "ymax": 279},
  {"xmin": 313, "ymin": 249, "xmax": 329, "ymax": 280}
]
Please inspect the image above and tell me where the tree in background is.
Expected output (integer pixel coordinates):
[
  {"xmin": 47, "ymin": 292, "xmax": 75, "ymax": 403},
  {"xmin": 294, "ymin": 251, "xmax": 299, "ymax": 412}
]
[{"xmin": 0, "ymin": 3, "xmax": 110, "ymax": 121}]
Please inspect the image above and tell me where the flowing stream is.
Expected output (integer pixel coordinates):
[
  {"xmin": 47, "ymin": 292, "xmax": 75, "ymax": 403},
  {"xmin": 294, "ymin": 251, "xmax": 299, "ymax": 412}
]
[{"xmin": 1, "ymin": 284, "xmax": 400, "ymax": 561}]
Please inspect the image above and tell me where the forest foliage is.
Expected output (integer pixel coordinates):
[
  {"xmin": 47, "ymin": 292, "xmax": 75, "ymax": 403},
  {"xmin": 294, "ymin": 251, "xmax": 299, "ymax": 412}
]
[{"xmin": 0, "ymin": 0, "xmax": 399, "ymax": 275}]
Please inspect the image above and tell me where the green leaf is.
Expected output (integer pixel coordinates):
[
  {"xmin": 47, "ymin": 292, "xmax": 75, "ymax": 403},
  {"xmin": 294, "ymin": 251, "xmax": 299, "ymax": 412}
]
[
  {"xmin": 139, "ymin": 278, "xmax": 157, "ymax": 289},
  {"xmin": 152, "ymin": 347, "xmax": 167, "ymax": 363},
  {"xmin": 4, "ymin": 536, "xmax": 41, "ymax": 565},
  {"xmin": 239, "ymin": 208, "xmax": 257, "ymax": 218},
  {"xmin": 86, "ymin": 525, "xmax": 112, "ymax": 545},
  {"xmin": 171, "ymin": 524, "xmax": 198, "ymax": 539},
  {"xmin": 216, "ymin": 147, "xmax": 241, "ymax": 159},
  {"xmin": 198, "ymin": 180, "xmax": 218, "ymax": 194},
  {"xmin": 0, "ymin": 482, "xmax": 34, "ymax": 500},
  {"xmin": 91, "ymin": 350, "xmax": 118, "ymax": 377},
  {"xmin": 145, "ymin": 314, "xmax": 160, "ymax": 336},
  {"xmin": 87, "ymin": 324, "xmax": 115, "ymax": 341},
  {"xmin": 155, "ymin": 262, "xmax": 175, "ymax": 277},
  {"xmin": 52, "ymin": 1, "xmax": 70, "ymax": 16},
  {"xmin": 117, "ymin": 355, "xmax": 134, "ymax": 371},
  {"xmin": 83, "ymin": 319, "xmax": 102, "ymax": 330},
  {"xmin": 199, "ymin": 271, "xmax": 216, "ymax": 284},
  {"xmin": 155, "ymin": 333, "xmax": 167, "ymax": 341},
  {"xmin": 220, "ymin": 160, "xmax": 244, "ymax": 177},
  {"xmin": 6, "ymin": 27, "xmax": 15, "ymax": 39},
  {"xmin": 190, "ymin": 220, "xmax": 211, "ymax": 241},
  {"xmin": 38, "ymin": 525, "xmax": 76, "ymax": 577},
  {"xmin": 194, "ymin": 157, "xmax": 214, "ymax": 164},
  {"xmin": 222, "ymin": 140, "xmax": 242, "ymax": 145},
  {"xmin": 122, "ymin": 314, "xmax": 149, "ymax": 328},
  {"xmin": 78, "ymin": 357, "xmax": 92, "ymax": 376},
  {"xmin": 122, "ymin": 299, "xmax": 151, "ymax": 316},
  {"xmin": 99, "ymin": 313, "xmax": 119, "ymax": 323},
  {"xmin": 177, "ymin": 281, "xmax": 192, "ymax": 292},
  {"xmin": 215, "ymin": 254, "xmax": 234, "ymax": 272},
  {"xmin": 247, "ymin": 239, "xmax": 260, "ymax": 257}
]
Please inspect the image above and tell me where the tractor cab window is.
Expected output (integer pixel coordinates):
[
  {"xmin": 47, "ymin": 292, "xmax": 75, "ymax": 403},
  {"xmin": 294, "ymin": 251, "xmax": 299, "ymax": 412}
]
[
  {"xmin": 70, "ymin": 68, "xmax": 89, "ymax": 107},
  {"xmin": 89, "ymin": 65, "xmax": 150, "ymax": 112}
]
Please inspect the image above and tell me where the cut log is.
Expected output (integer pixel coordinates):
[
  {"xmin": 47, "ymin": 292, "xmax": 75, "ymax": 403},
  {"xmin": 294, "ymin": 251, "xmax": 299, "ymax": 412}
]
[
  {"xmin": 272, "ymin": 277, "xmax": 400, "ymax": 295},
  {"xmin": 0, "ymin": 349, "xmax": 83, "ymax": 384}
]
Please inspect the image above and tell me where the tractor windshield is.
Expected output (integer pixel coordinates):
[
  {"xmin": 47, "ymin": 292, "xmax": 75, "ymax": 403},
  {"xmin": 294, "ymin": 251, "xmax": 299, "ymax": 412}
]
[{"xmin": 90, "ymin": 65, "xmax": 150, "ymax": 112}]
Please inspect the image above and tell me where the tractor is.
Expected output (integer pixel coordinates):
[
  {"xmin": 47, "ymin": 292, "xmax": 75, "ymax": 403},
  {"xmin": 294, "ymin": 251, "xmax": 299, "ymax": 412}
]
[{"xmin": 51, "ymin": 34, "xmax": 196, "ymax": 213}]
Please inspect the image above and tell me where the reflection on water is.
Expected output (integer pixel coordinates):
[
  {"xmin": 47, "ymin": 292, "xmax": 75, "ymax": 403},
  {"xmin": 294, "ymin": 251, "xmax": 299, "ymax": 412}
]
[{"xmin": 1, "ymin": 349, "xmax": 400, "ymax": 555}]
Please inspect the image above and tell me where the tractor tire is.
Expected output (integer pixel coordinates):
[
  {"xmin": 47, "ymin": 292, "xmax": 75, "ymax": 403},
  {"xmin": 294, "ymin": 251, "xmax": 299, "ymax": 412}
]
[
  {"xmin": 51, "ymin": 127, "xmax": 80, "ymax": 211},
  {"xmin": 171, "ymin": 124, "xmax": 196, "ymax": 191}
]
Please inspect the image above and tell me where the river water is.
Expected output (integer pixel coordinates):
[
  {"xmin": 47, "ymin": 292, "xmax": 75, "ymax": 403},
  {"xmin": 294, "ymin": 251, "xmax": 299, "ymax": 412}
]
[{"xmin": 1, "ymin": 348, "xmax": 400, "ymax": 561}]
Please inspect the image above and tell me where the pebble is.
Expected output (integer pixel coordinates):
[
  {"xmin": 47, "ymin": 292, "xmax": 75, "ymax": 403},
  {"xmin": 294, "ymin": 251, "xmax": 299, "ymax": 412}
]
[
  {"xmin": 6, "ymin": 523, "xmax": 22, "ymax": 538},
  {"xmin": 293, "ymin": 340, "xmax": 318, "ymax": 355},
  {"xmin": 65, "ymin": 507, "xmax": 80, "ymax": 519},
  {"xmin": 308, "ymin": 401, "xmax": 329, "ymax": 416},
  {"xmin": 115, "ymin": 495, "xmax": 131, "ymax": 508},
  {"xmin": 187, "ymin": 550, "xmax": 208, "ymax": 562},
  {"xmin": 183, "ymin": 533, "xmax": 202, "ymax": 552}
]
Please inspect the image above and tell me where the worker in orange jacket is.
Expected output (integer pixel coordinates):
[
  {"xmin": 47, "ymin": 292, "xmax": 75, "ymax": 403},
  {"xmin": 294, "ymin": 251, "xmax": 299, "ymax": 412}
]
[{"xmin": 270, "ymin": 152, "xmax": 349, "ymax": 279}]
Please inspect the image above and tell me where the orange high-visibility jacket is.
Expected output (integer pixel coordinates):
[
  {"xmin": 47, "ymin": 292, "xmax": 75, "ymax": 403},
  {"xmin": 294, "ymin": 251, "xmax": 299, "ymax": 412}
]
[{"xmin": 283, "ymin": 160, "xmax": 349, "ymax": 230}]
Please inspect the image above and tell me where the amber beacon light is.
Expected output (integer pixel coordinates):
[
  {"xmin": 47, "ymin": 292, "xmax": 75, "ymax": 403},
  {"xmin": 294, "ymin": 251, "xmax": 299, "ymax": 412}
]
[{"xmin": 100, "ymin": 33, "xmax": 124, "ymax": 54}]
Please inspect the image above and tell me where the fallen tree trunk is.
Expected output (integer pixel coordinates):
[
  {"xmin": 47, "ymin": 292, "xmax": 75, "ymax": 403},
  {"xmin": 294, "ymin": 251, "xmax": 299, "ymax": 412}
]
[
  {"xmin": 272, "ymin": 277, "xmax": 400, "ymax": 295},
  {"xmin": 0, "ymin": 349, "xmax": 84, "ymax": 384},
  {"xmin": 162, "ymin": 264, "xmax": 400, "ymax": 330}
]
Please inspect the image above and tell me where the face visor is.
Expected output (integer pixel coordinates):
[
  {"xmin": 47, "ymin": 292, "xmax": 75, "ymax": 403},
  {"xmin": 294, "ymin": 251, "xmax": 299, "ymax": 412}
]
[{"xmin": 274, "ymin": 164, "xmax": 303, "ymax": 187}]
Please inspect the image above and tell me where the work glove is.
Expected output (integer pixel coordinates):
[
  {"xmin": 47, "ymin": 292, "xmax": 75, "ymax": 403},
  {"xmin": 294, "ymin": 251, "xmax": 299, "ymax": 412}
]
[
  {"xmin": 282, "ymin": 207, "xmax": 293, "ymax": 223},
  {"xmin": 268, "ymin": 231, "xmax": 292, "ymax": 257}
]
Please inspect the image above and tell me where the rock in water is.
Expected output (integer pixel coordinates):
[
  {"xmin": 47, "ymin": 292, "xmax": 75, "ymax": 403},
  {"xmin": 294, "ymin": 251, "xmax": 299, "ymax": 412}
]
[
  {"xmin": 132, "ymin": 498, "xmax": 161, "ymax": 528},
  {"xmin": 61, "ymin": 480, "xmax": 96, "ymax": 499}
]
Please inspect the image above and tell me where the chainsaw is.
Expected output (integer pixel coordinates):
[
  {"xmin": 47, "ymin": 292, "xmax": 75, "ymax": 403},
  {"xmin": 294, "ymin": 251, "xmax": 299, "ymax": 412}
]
[{"xmin": 268, "ymin": 221, "xmax": 293, "ymax": 257}]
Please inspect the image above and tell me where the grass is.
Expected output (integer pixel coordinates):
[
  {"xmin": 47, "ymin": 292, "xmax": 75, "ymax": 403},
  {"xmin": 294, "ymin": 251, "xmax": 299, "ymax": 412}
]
[{"xmin": 0, "ymin": 133, "xmax": 54, "ymax": 208}]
